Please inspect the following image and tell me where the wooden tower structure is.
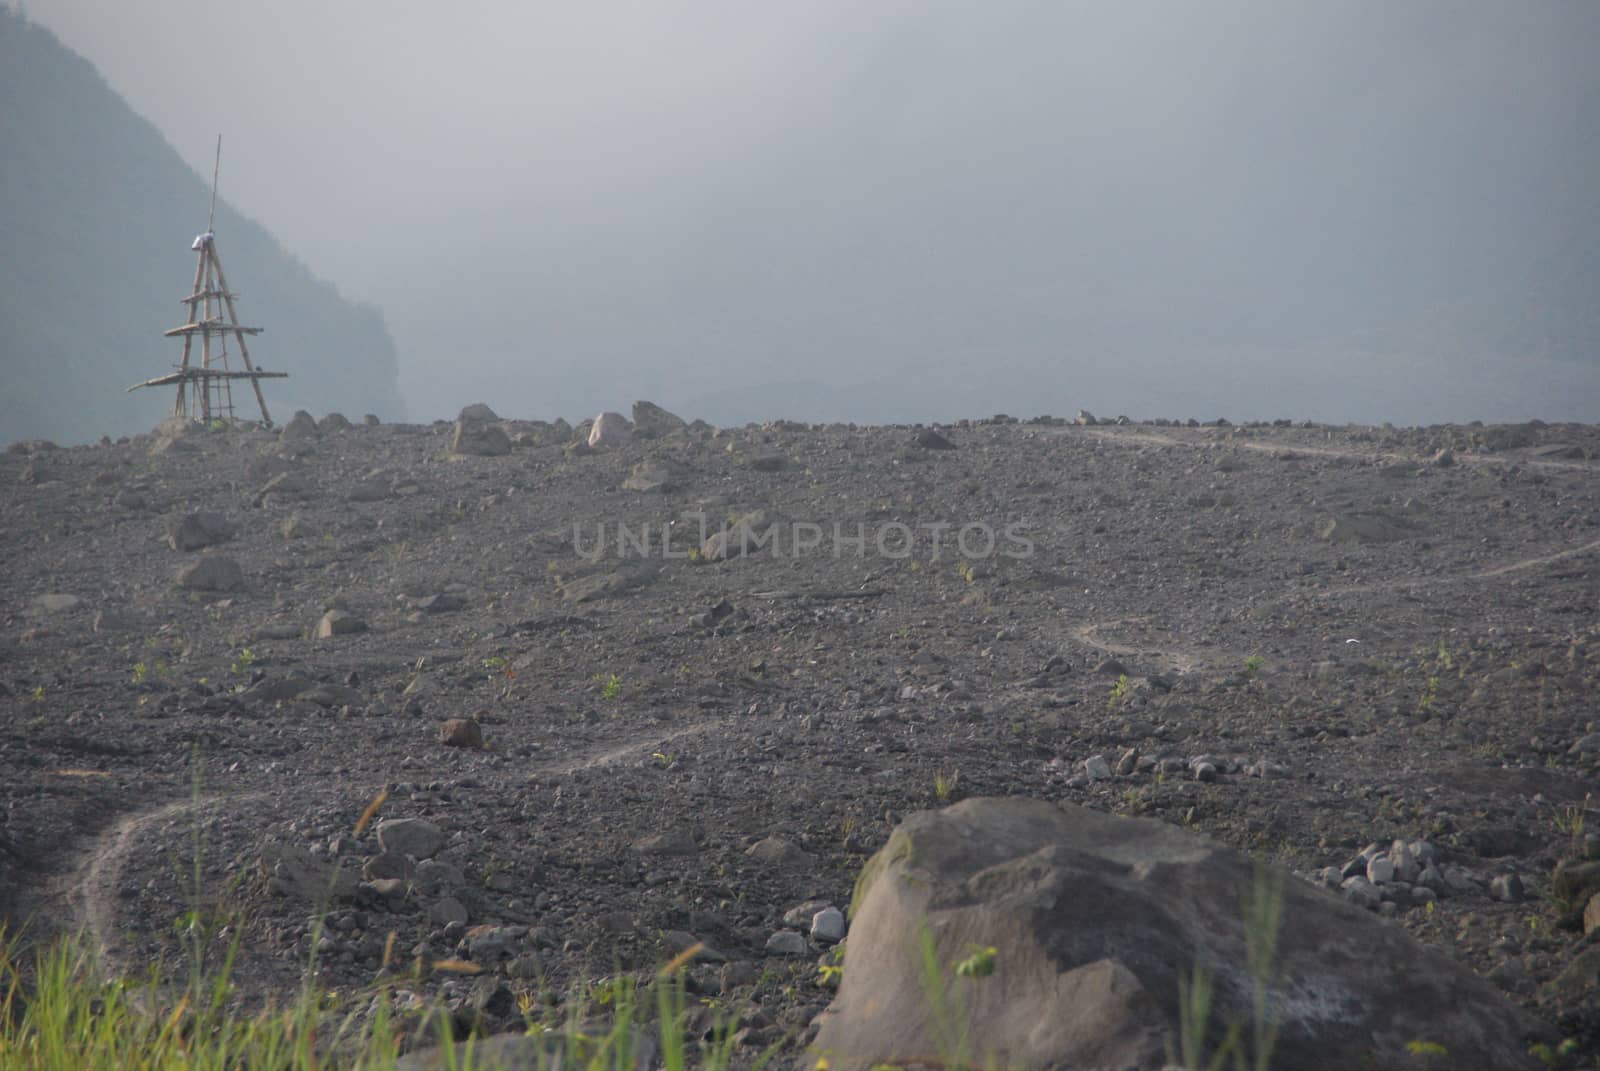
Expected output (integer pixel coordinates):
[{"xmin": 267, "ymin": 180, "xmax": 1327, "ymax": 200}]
[{"xmin": 128, "ymin": 136, "xmax": 286, "ymax": 426}]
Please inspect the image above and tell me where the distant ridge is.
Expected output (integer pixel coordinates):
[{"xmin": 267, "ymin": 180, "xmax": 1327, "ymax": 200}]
[{"xmin": 0, "ymin": 9, "xmax": 404, "ymax": 443}]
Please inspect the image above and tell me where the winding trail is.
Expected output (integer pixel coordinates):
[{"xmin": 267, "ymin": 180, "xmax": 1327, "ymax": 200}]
[
  {"xmin": 1064, "ymin": 536, "xmax": 1600, "ymax": 674},
  {"xmin": 56, "ymin": 717, "xmax": 735, "ymax": 975},
  {"xmin": 43, "ymin": 493, "xmax": 1600, "ymax": 975},
  {"xmin": 1069, "ymin": 424, "xmax": 1596, "ymax": 473}
]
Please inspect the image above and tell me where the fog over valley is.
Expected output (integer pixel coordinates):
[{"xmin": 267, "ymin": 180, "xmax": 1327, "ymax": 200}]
[{"xmin": 6, "ymin": 1, "xmax": 1599, "ymax": 437}]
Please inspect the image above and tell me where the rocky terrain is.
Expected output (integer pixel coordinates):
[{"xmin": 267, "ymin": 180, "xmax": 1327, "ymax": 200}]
[{"xmin": 2, "ymin": 405, "xmax": 1598, "ymax": 1066}]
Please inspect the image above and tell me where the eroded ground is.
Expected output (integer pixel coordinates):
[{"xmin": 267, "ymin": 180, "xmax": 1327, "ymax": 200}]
[{"xmin": 2, "ymin": 413, "xmax": 1597, "ymax": 1059}]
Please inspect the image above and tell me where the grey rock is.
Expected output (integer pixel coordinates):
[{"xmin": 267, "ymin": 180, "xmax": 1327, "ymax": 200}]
[
  {"xmin": 1569, "ymin": 733, "xmax": 1600, "ymax": 755},
  {"xmin": 167, "ymin": 511, "xmax": 236, "ymax": 551},
  {"xmin": 622, "ymin": 460, "xmax": 681, "ymax": 493},
  {"xmin": 1083, "ymin": 755, "xmax": 1113, "ymax": 781},
  {"xmin": 1367, "ymin": 857, "xmax": 1396, "ymax": 885},
  {"xmin": 415, "ymin": 857, "xmax": 465, "ymax": 890},
  {"xmin": 764, "ymin": 930, "xmax": 809, "ymax": 956},
  {"xmin": 457, "ymin": 403, "xmax": 500, "ymax": 423},
  {"xmin": 811, "ymin": 907, "xmax": 846, "ymax": 943},
  {"xmin": 376, "ymin": 818, "xmax": 446, "ymax": 861},
  {"xmin": 631, "ymin": 400, "xmax": 686, "ymax": 436},
  {"xmin": 588, "ymin": 411, "xmax": 632, "ymax": 447},
  {"xmin": 362, "ymin": 853, "xmax": 415, "ymax": 881},
  {"xmin": 259, "ymin": 843, "xmax": 358, "ymax": 903},
  {"xmin": 316, "ymin": 610, "xmax": 367, "ymax": 638},
  {"xmin": 1389, "ymin": 840, "xmax": 1420, "ymax": 884},
  {"xmin": 318, "ymin": 412, "xmax": 352, "ymax": 432},
  {"xmin": 745, "ymin": 835, "xmax": 814, "ymax": 868},
  {"xmin": 1488, "ymin": 873, "xmax": 1525, "ymax": 903},
  {"xmin": 1341, "ymin": 875, "xmax": 1382, "ymax": 910},
  {"xmin": 634, "ymin": 828, "xmax": 699, "ymax": 856},
  {"xmin": 30, "ymin": 593, "xmax": 82, "ymax": 615},
  {"xmin": 912, "ymin": 429, "xmax": 957, "ymax": 450},
  {"xmin": 748, "ymin": 449, "xmax": 790, "ymax": 472},
  {"xmin": 450, "ymin": 420, "xmax": 511, "ymax": 457},
  {"xmin": 816, "ymin": 797, "xmax": 1550, "ymax": 1071},
  {"xmin": 1320, "ymin": 512, "xmax": 1423, "ymax": 545},
  {"xmin": 429, "ymin": 896, "xmax": 469, "ymax": 926},
  {"xmin": 279, "ymin": 410, "xmax": 319, "ymax": 442},
  {"xmin": 176, "ymin": 555, "xmax": 244, "ymax": 592}
]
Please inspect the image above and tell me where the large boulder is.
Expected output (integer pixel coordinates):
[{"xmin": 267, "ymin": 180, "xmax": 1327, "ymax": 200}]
[
  {"xmin": 278, "ymin": 410, "xmax": 319, "ymax": 443},
  {"xmin": 457, "ymin": 402, "xmax": 500, "ymax": 423},
  {"xmin": 587, "ymin": 411, "xmax": 633, "ymax": 448},
  {"xmin": 631, "ymin": 399, "xmax": 686, "ymax": 437},
  {"xmin": 450, "ymin": 419, "xmax": 511, "ymax": 457},
  {"xmin": 810, "ymin": 798, "xmax": 1548, "ymax": 1071}
]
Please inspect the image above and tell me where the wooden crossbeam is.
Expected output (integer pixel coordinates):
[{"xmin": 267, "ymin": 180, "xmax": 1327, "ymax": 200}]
[
  {"xmin": 128, "ymin": 368, "xmax": 288, "ymax": 392},
  {"xmin": 163, "ymin": 321, "xmax": 264, "ymax": 337}
]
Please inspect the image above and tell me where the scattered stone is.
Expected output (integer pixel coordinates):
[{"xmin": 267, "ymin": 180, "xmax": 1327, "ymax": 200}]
[
  {"xmin": 429, "ymin": 897, "xmax": 469, "ymax": 927},
  {"xmin": 259, "ymin": 843, "xmax": 358, "ymax": 903},
  {"xmin": 631, "ymin": 400, "xmax": 686, "ymax": 436},
  {"xmin": 745, "ymin": 835, "xmax": 814, "ymax": 868},
  {"xmin": 1586, "ymin": 892, "xmax": 1600, "ymax": 936},
  {"xmin": 556, "ymin": 563, "xmax": 658, "ymax": 603},
  {"xmin": 317, "ymin": 610, "xmax": 367, "ymax": 638},
  {"xmin": 622, "ymin": 460, "xmax": 680, "ymax": 493},
  {"xmin": 318, "ymin": 412, "xmax": 353, "ymax": 433},
  {"xmin": 376, "ymin": 818, "xmax": 446, "ymax": 861},
  {"xmin": 1115, "ymin": 748, "xmax": 1138, "ymax": 776},
  {"xmin": 457, "ymin": 403, "xmax": 500, "ymax": 423},
  {"xmin": 587, "ymin": 411, "xmax": 632, "ymax": 448},
  {"xmin": 362, "ymin": 853, "xmax": 415, "ymax": 881},
  {"xmin": 414, "ymin": 593, "xmax": 466, "ymax": 614},
  {"xmin": 912, "ymin": 429, "xmax": 957, "ymax": 450},
  {"xmin": 439, "ymin": 718, "xmax": 483, "ymax": 749},
  {"xmin": 176, "ymin": 555, "xmax": 244, "ymax": 592},
  {"xmin": 764, "ymin": 931, "xmax": 808, "ymax": 956},
  {"xmin": 634, "ymin": 828, "xmax": 699, "ymax": 856},
  {"xmin": 30, "ymin": 593, "xmax": 82, "ymax": 615},
  {"xmin": 747, "ymin": 449, "xmax": 790, "ymax": 472},
  {"xmin": 167, "ymin": 511, "xmax": 236, "ymax": 551},
  {"xmin": 450, "ymin": 419, "xmax": 511, "ymax": 457},
  {"xmin": 279, "ymin": 410, "xmax": 319, "ymax": 442},
  {"xmin": 1082, "ymin": 755, "xmax": 1112, "ymax": 781},
  {"xmin": 1076, "ymin": 410, "xmax": 1098, "ymax": 426},
  {"xmin": 279, "ymin": 514, "xmax": 312, "ymax": 539},
  {"xmin": 1320, "ymin": 512, "xmax": 1421, "ymax": 544},
  {"xmin": 1431, "ymin": 447, "xmax": 1455, "ymax": 467},
  {"xmin": 811, "ymin": 907, "xmax": 846, "ymax": 943},
  {"xmin": 1367, "ymin": 856, "xmax": 1395, "ymax": 885},
  {"xmin": 1569, "ymin": 733, "xmax": 1600, "ymax": 756}
]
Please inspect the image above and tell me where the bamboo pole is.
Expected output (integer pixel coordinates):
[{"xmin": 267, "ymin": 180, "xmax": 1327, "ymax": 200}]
[{"xmin": 206, "ymin": 244, "xmax": 273, "ymax": 426}]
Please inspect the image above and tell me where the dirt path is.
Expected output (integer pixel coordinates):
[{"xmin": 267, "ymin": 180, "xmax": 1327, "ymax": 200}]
[
  {"xmin": 55, "ymin": 718, "xmax": 736, "ymax": 975},
  {"xmin": 1070, "ymin": 424, "xmax": 1596, "ymax": 472},
  {"xmin": 1065, "ymin": 535, "xmax": 1600, "ymax": 675}
]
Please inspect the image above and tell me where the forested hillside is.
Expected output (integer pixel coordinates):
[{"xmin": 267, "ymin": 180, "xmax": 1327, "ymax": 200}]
[{"xmin": 0, "ymin": 10, "xmax": 403, "ymax": 443}]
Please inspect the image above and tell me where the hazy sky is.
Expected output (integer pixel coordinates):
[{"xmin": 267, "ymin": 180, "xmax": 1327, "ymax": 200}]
[{"xmin": 17, "ymin": 0, "xmax": 1600, "ymax": 424}]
